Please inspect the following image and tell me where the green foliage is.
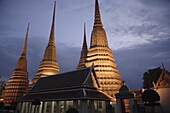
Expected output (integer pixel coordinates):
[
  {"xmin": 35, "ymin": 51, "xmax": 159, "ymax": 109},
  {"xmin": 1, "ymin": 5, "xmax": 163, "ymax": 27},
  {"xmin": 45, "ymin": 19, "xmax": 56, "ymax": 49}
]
[
  {"xmin": 143, "ymin": 67, "xmax": 162, "ymax": 89},
  {"xmin": 142, "ymin": 89, "xmax": 160, "ymax": 103}
]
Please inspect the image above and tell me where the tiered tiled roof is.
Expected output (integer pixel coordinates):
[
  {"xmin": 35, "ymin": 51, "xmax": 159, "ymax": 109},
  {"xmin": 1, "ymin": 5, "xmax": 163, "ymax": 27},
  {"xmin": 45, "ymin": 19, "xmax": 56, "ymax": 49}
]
[{"xmin": 17, "ymin": 66, "xmax": 110, "ymax": 102}]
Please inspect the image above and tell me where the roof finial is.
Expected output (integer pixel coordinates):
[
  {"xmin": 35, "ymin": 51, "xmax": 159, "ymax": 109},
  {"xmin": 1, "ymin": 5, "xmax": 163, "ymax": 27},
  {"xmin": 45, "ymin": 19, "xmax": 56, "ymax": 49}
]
[
  {"xmin": 92, "ymin": 63, "xmax": 94, "ymax": 68},
  {"xmin": 162, "ymin": 62, "xmax": 165, "ymax": 70},
  {"xmin": 94, "ymin": 0, "xmax": 102, "ymax": 27},
  {"xmin": 22, "ymin": 23, "xmax": 29, "ymax": 55},
  {"xmin": 48, "ymin": 1, "xmax": 56, "ymax": 45}
]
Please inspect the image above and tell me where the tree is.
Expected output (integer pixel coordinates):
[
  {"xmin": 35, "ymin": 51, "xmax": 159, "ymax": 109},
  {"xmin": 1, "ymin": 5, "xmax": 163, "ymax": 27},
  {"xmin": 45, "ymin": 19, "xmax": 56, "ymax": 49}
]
[
  {"xmin": 143, "ymin": 67, "xmax": 161, "ymax": 89},
  {"xmin": 142, "ymin": 89, "xmax": 160, "ymax": 113}
]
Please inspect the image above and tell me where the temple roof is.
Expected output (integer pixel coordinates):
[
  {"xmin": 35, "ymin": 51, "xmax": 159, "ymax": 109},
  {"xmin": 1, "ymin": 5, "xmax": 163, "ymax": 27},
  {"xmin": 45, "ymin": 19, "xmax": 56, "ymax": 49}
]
[
  {"xmin": 31, "ymin": 66, "xmax": 99, "ymax": 92},
  {"xmin": 17, "ymin": 66, "xmax": 110, "ymax": 101},
  {"xmin": 17, "ymin": 88, "xmax": 109, "ymax": 102}
]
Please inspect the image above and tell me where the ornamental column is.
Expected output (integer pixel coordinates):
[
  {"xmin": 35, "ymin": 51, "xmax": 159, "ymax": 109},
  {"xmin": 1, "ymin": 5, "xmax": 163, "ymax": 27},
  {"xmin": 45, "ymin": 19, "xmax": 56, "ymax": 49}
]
[
  {"xmin": 55, "ymin": 101, "xmax": 60, "ymax": 113},
  {"xmin": 51, "ymin": 101, "xmax": 55, "ymax": 113},
  {"xmin": 38, "ymin": 102, "xmax": 43, "ymax": 113},
  {"xmin": 81, "ymin": 100, "xmax": 87, "ymax": 113},
  {"xmin": 89, "ymin": 100, "xmax": 95, "ymax": 113}
]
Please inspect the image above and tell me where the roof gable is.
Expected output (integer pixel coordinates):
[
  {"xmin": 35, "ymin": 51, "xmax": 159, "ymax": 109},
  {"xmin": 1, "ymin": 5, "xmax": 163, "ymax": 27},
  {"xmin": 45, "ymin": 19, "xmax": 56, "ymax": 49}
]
[{"xmin": 83, "ymin": 66, "xmax": 100, "ymax": 88}]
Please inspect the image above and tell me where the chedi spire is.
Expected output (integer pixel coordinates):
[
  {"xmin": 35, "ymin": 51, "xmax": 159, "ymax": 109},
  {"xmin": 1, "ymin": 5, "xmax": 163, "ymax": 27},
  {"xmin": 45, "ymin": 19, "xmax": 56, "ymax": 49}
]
[
  {"xmin": 94, "ymin": 0, "xmax": 102, "ymax": 27},
  {"xmin": 16, "ymin": 23, "xmax": 29, "ymax": 71},
  {"xmin": 32, "ymin": 1, "xmax": 59, "ymax": 85},
  {"xmin": 22, "ymin": 23, "xmax": 29, "ymax": 55},
  {"xmin": 3, "ymin": 23, "xmax": 29, "ymax": 104},
  {"xmin": 77, "ymin": 23, "xmax": 88, "ymax": 69},
  {"xmin": 48, "ymin": 0, "xmax": 56, "ymax": 46},
  {"xmin": 85, "ymin": 0, "xmax": 122, "ymax": 100},
  {"xmin": 90, "ymin": 0, "xmax": 108, "ymax": 48}
]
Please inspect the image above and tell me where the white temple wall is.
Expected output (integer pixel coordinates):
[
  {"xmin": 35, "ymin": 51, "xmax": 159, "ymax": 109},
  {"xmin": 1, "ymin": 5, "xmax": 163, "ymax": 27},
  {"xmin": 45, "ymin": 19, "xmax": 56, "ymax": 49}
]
[{"xmin": 157, "ymin": 87, "xmax": 170, "ymax": 113}]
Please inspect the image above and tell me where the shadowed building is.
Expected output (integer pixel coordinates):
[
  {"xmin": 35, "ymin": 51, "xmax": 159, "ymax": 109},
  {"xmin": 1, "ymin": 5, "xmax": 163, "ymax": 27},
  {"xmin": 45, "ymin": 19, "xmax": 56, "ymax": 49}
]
[
  {"xmin": 2, "ymin": 24, "xmax": 30, "ymax": 104},
  {"xmin": 154, "ymin": 64, "xmax": 170, "ymax": 113},
  {"xmin": 77, "ymin": 23, "xmax": 88, "ymax": 69},
  {"xmin": 85, "ymin": 0, "xmax": 122, "ymax": 99},
  {"xmin": 153, "ymin": 63, "xmax": 170, "ymax": 89},
  {"xmin": 32, "ymin": 1, "xmax": 59, "ymax": 85},
  {"xmin": 115, "ymin": 85, "xmax": 134, "ymax": 113},
  {"xmin": 15, "ymin": 66, "xmax": 111, "ymax": 113}
]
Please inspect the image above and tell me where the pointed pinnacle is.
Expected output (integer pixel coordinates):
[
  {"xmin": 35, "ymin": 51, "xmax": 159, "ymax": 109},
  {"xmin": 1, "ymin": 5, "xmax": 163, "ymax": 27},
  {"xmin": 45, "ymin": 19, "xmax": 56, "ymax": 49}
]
[
  {"xmin": 94, "ymin": 0, "xmax": 102, "ymax": 27},
  {"xmin": 48, "ymin": 1, "xmax": 56, "ymax": 45},
  {"xmin": 162, "ymin": 62, "xmax": 165, "ymax": 70},
  {"xmin": 22, "ymin": 23, "xmax": 29, "ymax": 54},
  {"xmin": 83, "ymin": 23, "xmax": 87, "ymax": 50}
]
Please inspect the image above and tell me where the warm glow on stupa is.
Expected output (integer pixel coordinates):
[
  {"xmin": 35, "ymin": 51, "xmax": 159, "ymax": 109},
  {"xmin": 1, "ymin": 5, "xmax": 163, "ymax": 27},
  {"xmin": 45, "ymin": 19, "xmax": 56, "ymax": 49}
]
[
  {"xmin": 77, "ymin": 23, "xmax": 88, "ymax": 69},
  {"xmin": 2, "ymin": 24, "xmax": 30, "ymax": 104},
  {"xmin": 31, "ymin": 1, "xmax": 59, "ymax": 85},
  {"xmin": 85, "ymin": 0, "xmax": 122, "ymax": 98}
]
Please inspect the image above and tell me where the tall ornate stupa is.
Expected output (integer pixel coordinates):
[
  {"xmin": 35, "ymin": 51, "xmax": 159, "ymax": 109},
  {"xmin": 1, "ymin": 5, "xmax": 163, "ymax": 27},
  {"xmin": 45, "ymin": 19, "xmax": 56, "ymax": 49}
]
[
  {"xmin": 77, "ymin": 23, "xmax": 88, "ymax": 69},
  {"xmin": 85, "ymin": 0, "xmax": 122, "ymax": 98},
  {"xmin": 3, "ymin": 24, "xmax": 30, "ymax": 104},
  {"xmin": 32, "ymin": 1, "xmax": 59, "ymax": 85}
]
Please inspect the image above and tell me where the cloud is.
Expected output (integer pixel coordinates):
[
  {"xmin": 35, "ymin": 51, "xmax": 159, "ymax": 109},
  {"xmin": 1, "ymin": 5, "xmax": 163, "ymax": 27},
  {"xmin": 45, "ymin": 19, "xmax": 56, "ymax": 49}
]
[
  {"xmin": 0, "ymin": 0, "xmax": 169, "ymax": 90},
  {"xmin": 2, "ymin": 34, "xmax": 169, "ymax": 90},
  {"xmin": 0, "ymin": 37, "xmax": 24, "ymax": 80},
  {"xmin": 0, "ymin": 35, "xmax": 81, "ymax": 82},
  {"xmin": 57, "ymin": 43, "xmax": 80, "ymax": 72},
  {"xmin": 57, "ymin": 0, "xmax": 92, "ymax": 13},
  {"xmin": 114, "ymin": 38, "xmax": 170, "ymax": 89},
  {"xmin": 99, "ymin": 0, "xmax": 170, "ymax": 50}
]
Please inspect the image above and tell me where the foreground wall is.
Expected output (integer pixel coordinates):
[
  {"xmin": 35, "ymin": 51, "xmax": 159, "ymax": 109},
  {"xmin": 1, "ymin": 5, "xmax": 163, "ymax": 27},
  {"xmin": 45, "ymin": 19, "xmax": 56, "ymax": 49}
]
[{"xmin": 157, "ymin": 86, "xmax": 170, "ymax": 113}]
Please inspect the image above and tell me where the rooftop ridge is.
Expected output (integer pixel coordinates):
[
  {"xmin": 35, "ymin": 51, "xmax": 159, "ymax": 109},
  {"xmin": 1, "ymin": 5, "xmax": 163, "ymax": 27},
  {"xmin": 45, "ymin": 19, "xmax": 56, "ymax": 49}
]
[
  {"xmin": 30, "ymin": 86, "xmax": 97, "ymax": 94},
  {"xmin": 37, "ymin": 66, "xmax": 92, "ymax": 80}
]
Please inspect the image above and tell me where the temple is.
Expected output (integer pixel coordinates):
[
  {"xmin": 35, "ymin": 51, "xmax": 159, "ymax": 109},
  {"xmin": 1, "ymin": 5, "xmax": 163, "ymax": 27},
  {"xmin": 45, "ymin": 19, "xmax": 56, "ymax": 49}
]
[
  {"xmin": 15, "ymin": 66, "xmax": 111, "ymax": 113},
  {"xmin": 154, "ymin": 63, "xmax": 170, "ymax": 113},
  {"xmin": 153, "ymin": 63, "xmax": 170, "ymax": 89},
  {"xmin": 2, "ymin": 0, "xmax": 170, "ymax": 113},
  {"xmin": 77, "ymin": 23, "xmax": 88, "ymax": 69},
  {"xmin": 2, "ymin": 23, "xmax": 30, "ymax": 104},
  {"xmin": 31, "ymin": 1, "xmax": 59, "ymax": 85},
  {"xmin": 85, "ymin": 0, "xmax": 122, "ymax": 99}
]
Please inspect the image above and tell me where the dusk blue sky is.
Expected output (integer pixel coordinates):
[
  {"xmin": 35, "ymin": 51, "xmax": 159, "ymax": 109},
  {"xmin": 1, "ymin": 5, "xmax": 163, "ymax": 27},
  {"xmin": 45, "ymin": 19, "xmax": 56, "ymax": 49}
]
[{"xmin": 0, "ymin": 0, "xmax": 170, "ymax": 90}]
